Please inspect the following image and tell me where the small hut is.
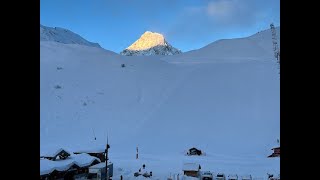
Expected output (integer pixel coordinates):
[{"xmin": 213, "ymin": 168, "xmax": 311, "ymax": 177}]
[
  {"xmin": 228, "ymin": 174, "xmax": 238, "ymax": 180},
  {"xmin": 201, "ymin": 171, "xmax": 213, "ymax": 180},
  {"xmin": 187, "ymin": 147, "xmax": 202, "ymax": 156},
  {"xmin": 182, "ymin": 163, "xmax": 201, "ymax": 177},
  {"xmin": 268, "ymin": 146, "xmax": 280, "ymax": 158}
]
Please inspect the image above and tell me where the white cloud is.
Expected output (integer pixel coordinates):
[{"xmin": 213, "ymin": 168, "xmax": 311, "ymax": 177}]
[
  {"xmin": 182, "ymin": 0, "xmax": 257, "ymax": 26},
  {"xmin": 166, "ymin": 0, "xmax": 279, "ymax": 45},
  {"xmin": 206, "ymin": 0, "xmax": 236, "ymax": 20}
]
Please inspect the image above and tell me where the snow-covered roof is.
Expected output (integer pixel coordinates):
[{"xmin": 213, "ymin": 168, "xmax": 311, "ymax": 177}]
[
  {"xmin": 201, "ymin": 171, "xmax": 213, "ymax": 177},
  {"xmin": 189, "ymin": 147, "xmax": 200, "ymax": 150},
  {"xmin": 202, "ymin": 171, "xmax": 212, "ymax": 175},
  {"xmin": 40, "ymin": 154, "xmax": 101, "ymax": 175},
  {"xmin": 72, "ymin": 153, "xmax": 101, "ymax": 167},
  {"xmin": 228, "ymin": 174, "xmax": 238, "ymax": 179},
  {"xmin": 41, "ymin": 148, "xmax": 71, "ymax": 158},
  {"xmin": 40, "ymin": 158, "xmax": 75, "ymax": 175},
  {"xmin": 216, "ymin": 173, "xmax": 225, "ymax": 177},
  {"xmin": 89, "ymin": 162, "xmax": 113, "ymax": 169},
  {"xmin": 182, "ymin": 163, "xmax": 200, "ymax": 171}
]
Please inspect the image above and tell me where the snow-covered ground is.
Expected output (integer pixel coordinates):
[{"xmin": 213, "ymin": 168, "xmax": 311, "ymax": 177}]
[
  {"xmin": 109, "ymin": 152, "xmax": 279, "ymax": 180},
  {"xmin": 40, "ymin": 27, "xmax": 280, "ymax": 179}
]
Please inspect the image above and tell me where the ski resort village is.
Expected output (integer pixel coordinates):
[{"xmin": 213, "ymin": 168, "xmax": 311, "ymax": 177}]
[{"xmin": 40, "ymin": 1, "xmax": 280, "ymax": 179}]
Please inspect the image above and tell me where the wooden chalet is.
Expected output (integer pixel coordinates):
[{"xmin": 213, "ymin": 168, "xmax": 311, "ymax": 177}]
[
  {"xmin": 228, "ymin": 174, "xmax": 238, "ymax": 180},
  {"xmin": 182, "ymin": 163, "xmax": 201, "ymax": 177},
  {"xmin": 187, "ymin": 147, "xmax": 202, "ymax": 156},
  {"xmin": 201, "ymin": 171, "xmax": 213, "ymax": 180},
  {"xmin": 268, "ymin": 146, "xmax": 280, "ymax": 158},
  {"xmin": 40, "ymin": 152, "xmax": 101, "ymax": 180}
]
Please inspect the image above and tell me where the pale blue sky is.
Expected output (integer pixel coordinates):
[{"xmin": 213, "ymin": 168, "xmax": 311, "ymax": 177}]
[{"xmin": 40, "ymin": 0, "xmax": 280, "ymax": 53}]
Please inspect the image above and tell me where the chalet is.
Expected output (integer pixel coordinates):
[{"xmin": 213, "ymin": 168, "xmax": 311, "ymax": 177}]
[
  {"xmin": 201, "ymin": 171, "xmax": 213, "ymax": 180},
  {"xmin": 40, "ymin": 153, "xmax": 101, "ymax": 180},
  {"xmin": 215, "ymin": 173, "xmax": 226, "ymax": 180},
  {"xmin": 40, "ymin": 148, "xmax": 71, "ymax": 161},
  {"xmin": 182, "ymin": 163, "xmax": 201, "ymax": 177},
  {"xmin": 268, "ymin": 146, "xmax": 280, "ymax": 158},
  {"xmin": 228, "ymin": 174, "xmax": 238, "ymax": 180},
  {"xmin": 267, "ymin": 173, "xmax": 280, "ymax": 180},
  {"xmin": 187, "ymin": 147, "xmax": 202, "ymax": 156}
]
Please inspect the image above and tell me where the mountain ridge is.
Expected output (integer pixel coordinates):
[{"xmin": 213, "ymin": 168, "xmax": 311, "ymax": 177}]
[
  {"xmin": 40, "ymin": 24, "xmax": 101, "ymax": 48},
  {"xmin": 120, "ymin": 31, "xmax": 182, "ymax": 56}
]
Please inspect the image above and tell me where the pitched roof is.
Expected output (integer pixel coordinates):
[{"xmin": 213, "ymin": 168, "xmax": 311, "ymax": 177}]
[
  {"xmin": 271, "ymin": 146, "xmax": 280, "ymax": 150},
  {"xmin": 41, "ymin": 148, "xmax": 71, "ymax": 158},
  {"xmin": 89, "ymin": 162, "xmax": 113, "ymax": 169},
  {"xmin": 228, "ymin": 174, "xmax": 238, "ymax": 179},
  {"xmin": 40, "ymin": 153, "xmax": 101, "ymax": 175},
  {"xmin": 40, "ymin": 158, "xmax": 75, "ymax": 175},
  {"xmin": 182, "ymin": 163, "xmax": 200, "ymax": 171},
  {"xmin": 72, "ymin": 153, "xmax": 101, "ymax": 167}
]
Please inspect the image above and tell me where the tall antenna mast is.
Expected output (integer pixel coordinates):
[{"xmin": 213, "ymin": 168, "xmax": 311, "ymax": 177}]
[{"xmin": 270, "ymin": 23, "xmax": 280, "ymax": 68}]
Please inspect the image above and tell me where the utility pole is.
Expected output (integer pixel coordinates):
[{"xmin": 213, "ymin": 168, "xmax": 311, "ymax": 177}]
[
  {"xmin": 136, "ymin": 146, "xmax": 139, "ymax": 159},
  {"xmin": 105, "ymin": 135, "xmax": 110, "ymax": 180}
]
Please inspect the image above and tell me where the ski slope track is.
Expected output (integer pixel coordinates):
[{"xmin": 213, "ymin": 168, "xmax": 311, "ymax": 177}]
[{"xmin": 40, "ymin": 27, "xmax": 280, "ymax": 179}]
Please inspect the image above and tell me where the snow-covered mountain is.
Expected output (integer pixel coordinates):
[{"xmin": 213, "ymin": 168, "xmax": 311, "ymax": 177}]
[
  {"xmin": 120, "ymin": 31, "xmax": 182, "ymax": 56},
  {"xmin": 40, "ymin": 27, "xmax": 280, "ymax": 178},
  {"xmin": 40, "ymin": 24, "xmax": 101, "ymax": 48}
]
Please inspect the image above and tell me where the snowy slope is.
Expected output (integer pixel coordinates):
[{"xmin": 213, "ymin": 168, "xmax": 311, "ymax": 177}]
[
  {"xmin": 40, "ymin": 24, "xmax": 101, "ymax": 48},
  {"xmin": 162, "ymin": 27, "xmax": 280, "ymax": 63},
  {"xmin": 40, "ymin": 27, "xmax": 280, "ymax": 178},
  {"xmin": 248, "ymin": 27, "xmax": 280, "ymax": 51}
]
